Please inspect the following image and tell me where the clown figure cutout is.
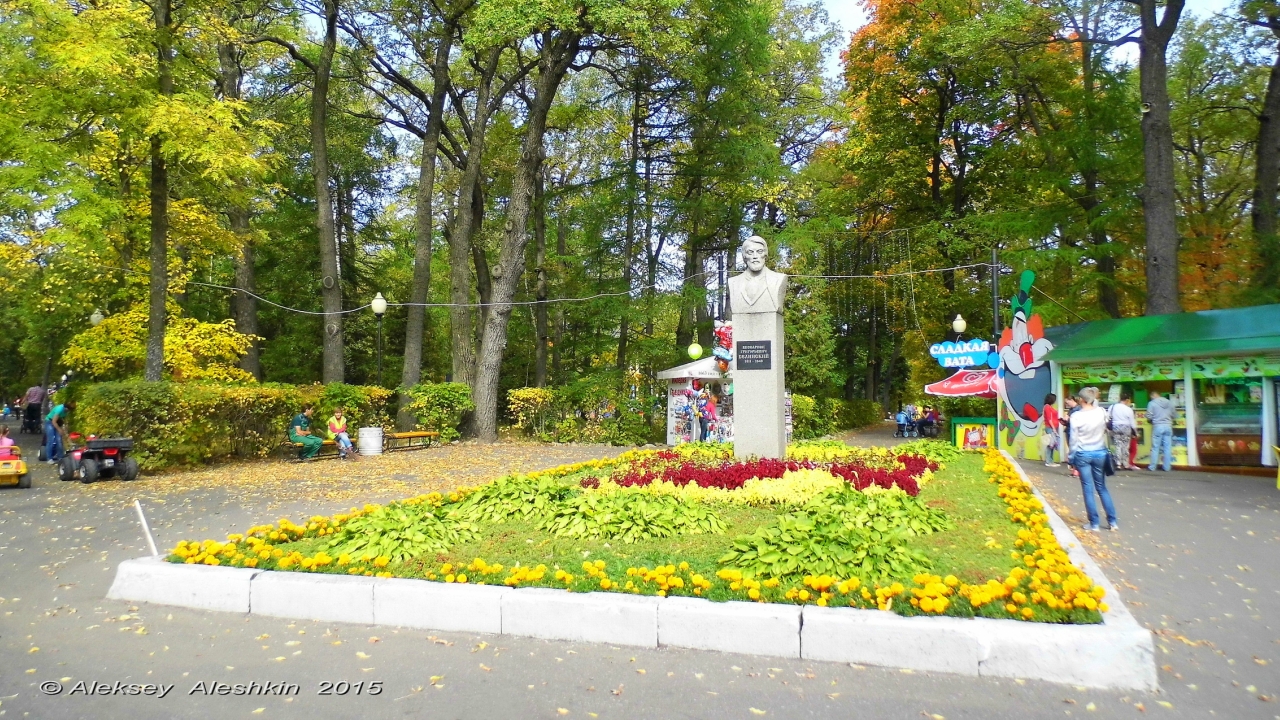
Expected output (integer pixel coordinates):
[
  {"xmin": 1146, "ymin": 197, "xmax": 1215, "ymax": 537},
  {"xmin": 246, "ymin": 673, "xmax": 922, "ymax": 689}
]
[{"xmin": 995, "ymin": 271, "xmax": 1056, "ymax": 445}]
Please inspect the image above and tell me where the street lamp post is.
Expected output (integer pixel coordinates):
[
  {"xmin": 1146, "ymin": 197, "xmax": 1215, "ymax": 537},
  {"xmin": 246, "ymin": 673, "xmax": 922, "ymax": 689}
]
[
  {"xmin": 371, "ymin": 293, "xmax": 388, "ymax": 386},
  {"xmin": 951, "ymin": 314, "xmax": 967, "ymax": 341},
  {"xmin": 90, "ymin": 309, "xmax": 104, "ymax": 327}
]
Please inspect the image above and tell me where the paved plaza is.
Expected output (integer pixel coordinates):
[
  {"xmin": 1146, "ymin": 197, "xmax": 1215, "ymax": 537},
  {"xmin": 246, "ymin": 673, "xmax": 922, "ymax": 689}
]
[{"xmin": 1, "ymin": 427, "xmax": 1277, "ymax": 718}]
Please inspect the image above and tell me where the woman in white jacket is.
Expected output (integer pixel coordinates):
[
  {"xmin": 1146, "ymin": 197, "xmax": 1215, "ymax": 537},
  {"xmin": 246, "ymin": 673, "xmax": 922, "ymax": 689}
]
[{"xmin": 1069, "ymin": 387, "xmax": 1119, "ymax": 532}]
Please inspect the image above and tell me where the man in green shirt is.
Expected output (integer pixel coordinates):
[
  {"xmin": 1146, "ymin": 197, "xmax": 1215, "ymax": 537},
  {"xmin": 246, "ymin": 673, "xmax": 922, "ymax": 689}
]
[
  {"xmin": 289, "ymin": 406, "xmax": 324, "ymax": 459},
  {"xmin": 44, "ymin": 400, "xmax": 75, "ymax": 463}
]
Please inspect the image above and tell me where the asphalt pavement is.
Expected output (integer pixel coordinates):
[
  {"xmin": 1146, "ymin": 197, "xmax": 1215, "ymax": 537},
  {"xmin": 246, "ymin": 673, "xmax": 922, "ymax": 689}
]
[{"xmin": 2, "ymin": 426, "xmax": 1277, "ymax": 719}]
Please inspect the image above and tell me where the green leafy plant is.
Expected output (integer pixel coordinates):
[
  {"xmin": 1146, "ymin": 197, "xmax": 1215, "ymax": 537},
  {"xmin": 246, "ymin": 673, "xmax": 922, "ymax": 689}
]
[
  {"xmin": 718, "ymin": 488, "xmax": 950, "ymax": 582},
  {"xmin": 327, "ymin": 499, "xmax": 482, "ymax": 563},
  {"xmin": 538, "ymin": 493, "xmax": 726, "ymax": 544},
  {"xmin": 453, "ymin": 474, "xmax": 577, "ymax": 524},
  {"xmin": 895, "ymin": 439, "xmax": 965, "ymax": 465}
]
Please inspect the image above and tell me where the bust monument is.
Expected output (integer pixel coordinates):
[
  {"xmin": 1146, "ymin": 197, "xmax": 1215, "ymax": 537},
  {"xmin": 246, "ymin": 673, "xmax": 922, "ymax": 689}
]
[
  {"xmin": 728, "ymin": 236, "xmax": 787, "ymax": 315},
  {"xmin": 726, "ymin": 235, "xmax": 787, "ymax": 459}
]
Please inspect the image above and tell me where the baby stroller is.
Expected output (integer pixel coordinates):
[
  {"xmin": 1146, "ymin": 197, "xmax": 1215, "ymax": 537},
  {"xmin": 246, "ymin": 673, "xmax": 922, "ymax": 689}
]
[
  {"xmin": 21, "ymin": 404, "xmax": 41, "ymax": 435},
  {"xmin": 893, "ymin": 410, "xmax": 918, "ymax": 438}
]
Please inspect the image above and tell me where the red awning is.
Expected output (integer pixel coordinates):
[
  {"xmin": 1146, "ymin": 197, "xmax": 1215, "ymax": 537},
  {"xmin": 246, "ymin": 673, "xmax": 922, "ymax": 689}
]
[{"xmin": 924, "ymin": 369, "xmax": 998, "ymax": 399}]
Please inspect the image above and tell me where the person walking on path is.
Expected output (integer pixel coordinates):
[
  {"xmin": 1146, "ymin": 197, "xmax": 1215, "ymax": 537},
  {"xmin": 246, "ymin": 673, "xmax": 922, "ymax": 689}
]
[
  {"xmin": 22, "ymin": 385, "xmax": 44, "ymax": 434},
  {"xmin": 1108, "ymin": 394, "xmax": 1137, "ymax": 470},
  {"xmin": 43, "ymin": 400, "xmax": 74, "ymax": 463},
  {"xmin": 289, "ymin": 406, "xmax": 324, "ymax": 460},
  {"xmin": 1146, "ymin": 390, "xmax": 1175, "ymax": 471},
  {"xmin": 1068, "ymin": 387, "xmax": 1119, "ymax": 532},
  {"xmin": 1041, "ymin": 394, "xmax": 1061, "ymax": 467}
]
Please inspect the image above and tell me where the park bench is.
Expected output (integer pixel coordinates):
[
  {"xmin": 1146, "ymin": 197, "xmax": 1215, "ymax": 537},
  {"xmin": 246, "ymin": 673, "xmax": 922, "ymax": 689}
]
[
  {"xmin": 281, "ymin": 435, "xmax": 342, "ymax": 461},
  {"xmin": 383, "ymin": 430, "xmax": 439, "ymax": 453}
]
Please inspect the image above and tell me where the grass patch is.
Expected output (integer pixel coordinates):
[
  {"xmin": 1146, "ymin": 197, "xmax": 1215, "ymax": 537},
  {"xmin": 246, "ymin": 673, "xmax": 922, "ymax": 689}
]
[{"xmin": 916, "ymin": 453, "xmax": 1021, "ymax": 584}]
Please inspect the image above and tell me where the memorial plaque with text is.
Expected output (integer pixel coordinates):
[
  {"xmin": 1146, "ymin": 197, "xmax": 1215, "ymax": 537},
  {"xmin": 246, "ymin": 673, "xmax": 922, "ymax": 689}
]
[{"xmin": 736, "ymin": 340, "xmax": 772, "ymax": 370}]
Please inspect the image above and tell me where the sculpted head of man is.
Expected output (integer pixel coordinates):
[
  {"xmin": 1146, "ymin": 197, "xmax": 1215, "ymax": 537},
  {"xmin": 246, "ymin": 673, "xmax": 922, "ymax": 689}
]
[{"xmin": 740, "ymin": 235, "xmax": 769, "ymax": 274}]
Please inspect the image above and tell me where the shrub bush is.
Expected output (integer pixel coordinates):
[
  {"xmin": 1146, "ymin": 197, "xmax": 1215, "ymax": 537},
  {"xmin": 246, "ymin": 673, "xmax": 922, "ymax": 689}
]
[
  {"xmin": 77, "ymin": 381, "xmax": 393, "ymax": 470},
  {"xmin": 827, "ymin": 398, "xmax": 883, "ymax": 430},
  {"xmin": 506, "ymin": 383, "xmax": 662, "ymax": 446},
  {"xmin": 791, "ymin": 396, "xmax": 882, "ymax": 440},
  {"xmin": 403, "ymin": 382, "xmax": 474, "ymax": 442},
  {"xmin": 790, "ymin": 394, "xmax": 828, "ymax": 439}
]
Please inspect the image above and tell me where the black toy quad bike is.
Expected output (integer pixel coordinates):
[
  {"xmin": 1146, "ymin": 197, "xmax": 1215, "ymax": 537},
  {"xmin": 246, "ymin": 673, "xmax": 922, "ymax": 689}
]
[{"xmin": 59, "ymin": 437, "xmax": 140, "ymax": 483}]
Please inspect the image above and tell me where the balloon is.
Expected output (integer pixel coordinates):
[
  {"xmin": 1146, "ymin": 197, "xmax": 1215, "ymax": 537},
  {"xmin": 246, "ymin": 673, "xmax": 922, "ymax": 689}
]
[
  {"xmin": 688, "ymin": 343, "xmax": 703, "ymax": 359},
  {"xmin": 716, "ymin": 359, "xmax": 729, "ymax": 373},
  {"xmin": 726, "ymin": 383, "xmax": 734, "ymax": 394}
]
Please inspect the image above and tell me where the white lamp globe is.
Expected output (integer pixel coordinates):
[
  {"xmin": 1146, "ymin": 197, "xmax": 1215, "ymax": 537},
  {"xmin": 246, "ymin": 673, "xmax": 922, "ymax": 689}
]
[
  {"xmin": 951, "ymin": 314, "xmax": 967, "ymax": 334},
  {"xmin": 371, "ymin": 292, "xmax": 388, "ymax": 316}
]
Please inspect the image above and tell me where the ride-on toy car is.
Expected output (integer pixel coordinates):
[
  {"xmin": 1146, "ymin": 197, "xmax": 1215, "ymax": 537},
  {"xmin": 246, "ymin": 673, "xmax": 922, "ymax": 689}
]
[
  {"xmin": 0, "ymin": 446, "xmax": 31, "ymax": 489},
  {"xmin": 59, "ymin": 437, "xmax": 139, "ymax": 483}
]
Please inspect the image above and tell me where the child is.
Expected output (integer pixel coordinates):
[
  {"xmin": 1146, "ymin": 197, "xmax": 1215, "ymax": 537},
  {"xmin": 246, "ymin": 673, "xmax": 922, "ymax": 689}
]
[
  {"xmin": 895, "ymin": 408, "xmax": 909, "ymax": 437},
  {"xmin": 1041, "ymin": 393, "xmax": 1061, "ymax": 467},
  {"xmin": 327, "ymin": 406, "xmax": 360, "ymax": 460}
]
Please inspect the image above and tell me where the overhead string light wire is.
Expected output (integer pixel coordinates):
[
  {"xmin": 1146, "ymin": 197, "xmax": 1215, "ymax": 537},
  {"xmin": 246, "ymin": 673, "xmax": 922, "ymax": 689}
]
[{"xmin": 103, "ymin": 261, "xmax": 995, "ymax": 316}]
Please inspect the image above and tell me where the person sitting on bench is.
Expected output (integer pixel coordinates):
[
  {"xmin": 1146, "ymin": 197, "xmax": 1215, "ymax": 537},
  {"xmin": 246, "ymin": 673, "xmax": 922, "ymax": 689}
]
[
  {"xmin": 289, "ymin": 406, "xmax": 323, "ymax": 459},
  {"xmin": 327, "ymin": 406, "xmax": 359, "ymax": 460}
]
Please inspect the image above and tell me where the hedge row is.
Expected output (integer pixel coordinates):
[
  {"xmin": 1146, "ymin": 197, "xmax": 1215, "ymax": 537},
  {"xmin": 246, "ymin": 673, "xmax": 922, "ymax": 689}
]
[
  {"xmin": 507, "ymin": 384, "xmax": 663, "ymax": 446},
  {"xmin": 77, "ymin": 381, "xmax": 471, "ymax": 470},
  {"xmin": 792, "ymin": 395, "xmax": 883, "ymax": 440}
]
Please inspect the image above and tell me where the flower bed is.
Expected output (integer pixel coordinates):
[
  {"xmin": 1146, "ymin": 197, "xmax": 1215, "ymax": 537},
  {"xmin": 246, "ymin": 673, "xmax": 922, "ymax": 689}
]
[{"xmin": 166, "ymin": 441, "xmax": 1106, "ymax": 624}]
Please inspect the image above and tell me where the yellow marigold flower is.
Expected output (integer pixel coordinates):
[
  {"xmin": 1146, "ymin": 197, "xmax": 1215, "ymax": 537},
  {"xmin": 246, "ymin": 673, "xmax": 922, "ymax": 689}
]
[
  {"xmin": 1005, "ymin": 603, "xmax": 1017, "ymax": 614},
  {"xmin": 456, "ymin": 574, "xmax": 468, "ymax": 583}
]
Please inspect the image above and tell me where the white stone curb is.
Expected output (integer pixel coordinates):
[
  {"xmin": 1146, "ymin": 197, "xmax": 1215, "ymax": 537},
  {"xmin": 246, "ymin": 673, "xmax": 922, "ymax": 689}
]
[
  {"xmin": 107, "ymin": 557, "xmax": 261, "ymax": 613},
  {"xmin": 252, "ymin": 571, "xmax": 375, "ymax": 625},
  {"xmin": 375, "ymin": 577, "xmax": 507, "ymax": 634},
  {"xmin": 502, "ymin": 588, "xmax": 659, "ymax": 647},
  {"xmin": 105, "ymin": 452, "xmax": 1155, "ymax": 691},
  {"xmin": 659, "ymin": 597, "xmax": 800, "ymax": 657}
]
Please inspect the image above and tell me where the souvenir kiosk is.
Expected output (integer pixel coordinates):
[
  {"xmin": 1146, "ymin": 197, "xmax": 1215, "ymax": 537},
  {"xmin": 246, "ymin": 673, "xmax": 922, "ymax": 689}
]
[{"xmin": 657, "ymin": 357, "xmax": 734, "ymax": 446}]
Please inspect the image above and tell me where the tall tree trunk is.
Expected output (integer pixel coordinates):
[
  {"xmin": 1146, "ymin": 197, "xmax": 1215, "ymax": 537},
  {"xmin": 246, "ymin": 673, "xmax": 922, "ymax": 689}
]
[
  {"xmin": 1135, "ymin": 0, "xmax": 1185, "ymax": 315},
  {"xmin": 472, "ymin": 31, "xmax": 580, "ymax": 442},
  {"xmin": 399, "ymin": 33, "xmax": 453, "ymax": 426},
  {"xmin": 144, "ymin": 0, "xmax": 173, "ymax": 382},
  {"xmin": 218, "ymin": 42, "xmax": 261, "ymax": 378},
  {"xmin": 534, "ymin": 167, "xmax": 549, "ymax": 387},
  {"xmin": 553, "ymin": 216, "xmax": 566, "ymax": 382},
  {"xmin": 642, "ymin": 156, "xmax": 659, "ymax": 338},
  {"xmin": 881, "ymin": 337, "xmax": 901, "ymax": 409},
  {"xmin": 863, "ymin": 293, "xmax": 877, "ymax": 400},
  {"xmin": 313, "ymin": 0, "xmax": 344, "ymax": 381},
  {"xmin": 617, "ymin": 71, "xmax": 642, "ymax": 371},
  {"xmin": 675, "ymin": 241, "xmax": 697, "ymax": 349},
  {"xmin": 1252, "ymin": 21, "xmax": 1280, "ymax": 299},
  {"xmin": 448, "ymin": 48, "xmax": 501, "ymax": 388}
]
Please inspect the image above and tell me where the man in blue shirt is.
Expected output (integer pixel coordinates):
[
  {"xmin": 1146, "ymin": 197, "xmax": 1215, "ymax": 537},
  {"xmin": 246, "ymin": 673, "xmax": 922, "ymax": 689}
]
[
  {"xmin": 44, "ymin": 401, "xmax": 75, "ymax": 463},
  {"xmin": 1145, "ymin": 390, "xmax": 1175, "ymax": 472}
]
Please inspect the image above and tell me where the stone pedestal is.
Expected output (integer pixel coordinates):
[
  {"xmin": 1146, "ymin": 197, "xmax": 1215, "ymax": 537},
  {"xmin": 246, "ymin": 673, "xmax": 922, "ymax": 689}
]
[{"xmin": 732, "ymin": 310, "xmax": 786, "ymax": 459}]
